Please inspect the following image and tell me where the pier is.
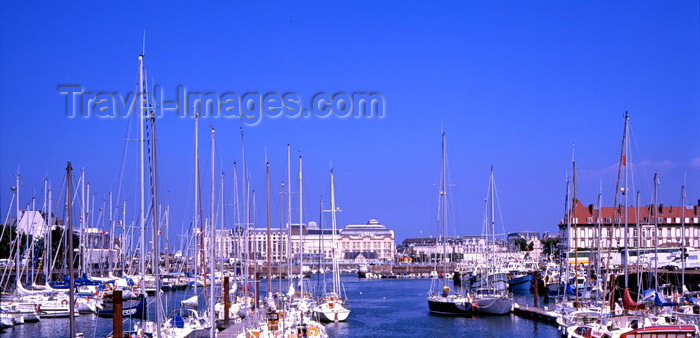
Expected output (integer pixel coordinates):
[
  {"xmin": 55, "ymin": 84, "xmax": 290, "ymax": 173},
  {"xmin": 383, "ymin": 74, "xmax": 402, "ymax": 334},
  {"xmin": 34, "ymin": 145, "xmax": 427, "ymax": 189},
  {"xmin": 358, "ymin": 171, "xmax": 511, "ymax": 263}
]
[{"xmin": 511, "ymin": 303, "xmax": 558, "ymax": 326}]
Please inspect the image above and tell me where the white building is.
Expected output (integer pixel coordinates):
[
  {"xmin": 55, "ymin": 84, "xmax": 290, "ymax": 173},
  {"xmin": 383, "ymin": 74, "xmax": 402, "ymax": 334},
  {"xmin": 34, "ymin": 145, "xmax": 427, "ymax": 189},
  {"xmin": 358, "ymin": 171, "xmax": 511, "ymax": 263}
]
[
  {"xmin": 338, "ymin": 219, "xmax": 396, "ymax": 262},
  {"xmin": 212, "ymin": 219, "xmax": 397, "ymax": 264},
  {"xmin": 399, "ymin": 235, "xmax": 504, "ymax": 263}
]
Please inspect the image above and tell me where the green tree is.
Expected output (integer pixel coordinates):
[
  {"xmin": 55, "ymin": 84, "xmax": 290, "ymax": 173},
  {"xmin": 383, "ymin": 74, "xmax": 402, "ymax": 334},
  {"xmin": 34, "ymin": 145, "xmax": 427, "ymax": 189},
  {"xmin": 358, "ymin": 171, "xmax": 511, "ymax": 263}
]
[
  {"xmin": 0, "ymin": 225, "xmax": 15, "ymax": 258},
  {"xmin": 515, "ymin": 238, "xmax": 528, "ymax": 251},
  {"xmin": 541, "ymin": 238, "xmax": 560, "ymax": 256}
]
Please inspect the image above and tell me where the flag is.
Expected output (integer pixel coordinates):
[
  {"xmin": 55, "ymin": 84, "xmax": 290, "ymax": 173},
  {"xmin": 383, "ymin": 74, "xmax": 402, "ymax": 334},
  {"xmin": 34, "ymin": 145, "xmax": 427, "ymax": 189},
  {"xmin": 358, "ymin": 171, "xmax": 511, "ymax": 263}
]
[
  {"xmin": 100, "ymin": 230, "xmax": 109, "ymax": 236},
  {"xmin": 621, "ymin": 155, "xmax": 626, "ymax": 166}
]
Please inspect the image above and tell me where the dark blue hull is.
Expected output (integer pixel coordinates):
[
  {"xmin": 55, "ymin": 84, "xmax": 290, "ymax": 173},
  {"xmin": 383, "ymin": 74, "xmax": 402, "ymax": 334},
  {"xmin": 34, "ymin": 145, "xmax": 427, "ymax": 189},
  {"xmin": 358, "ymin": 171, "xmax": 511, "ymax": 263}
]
[
  {"xmin": 97, "ymin": 295, "xmax": 146, "ymax": 319},
  {"xmin": 427, "ymin": 298, "xmax": 473, "ymax": 315}
]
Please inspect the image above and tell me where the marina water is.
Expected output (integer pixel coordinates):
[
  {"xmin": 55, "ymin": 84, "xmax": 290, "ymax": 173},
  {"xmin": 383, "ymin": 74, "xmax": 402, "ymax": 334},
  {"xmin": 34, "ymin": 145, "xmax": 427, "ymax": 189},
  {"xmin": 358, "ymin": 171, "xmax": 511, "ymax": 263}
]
[{"xmin": 1, "ymin": 274, "xmax": 559, "ymax": 337}]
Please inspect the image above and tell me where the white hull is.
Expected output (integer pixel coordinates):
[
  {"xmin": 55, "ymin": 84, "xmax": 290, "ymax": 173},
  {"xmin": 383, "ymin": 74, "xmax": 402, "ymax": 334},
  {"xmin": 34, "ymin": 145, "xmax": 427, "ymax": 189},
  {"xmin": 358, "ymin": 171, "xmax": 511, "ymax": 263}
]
[
  {"xmin": 313, "ymin": 302, "xmax": 350, "ymax": 322},
  {"xmin": 76, "ymin": 297, "xmax": 100, "ymax": 313},
  {"xmin": 0, "ymin": 314, "xmax": 15, "ymax": 328},
  {"xmin": 474, "ymin": 296, "xmax": 512, "ymax": 315}
]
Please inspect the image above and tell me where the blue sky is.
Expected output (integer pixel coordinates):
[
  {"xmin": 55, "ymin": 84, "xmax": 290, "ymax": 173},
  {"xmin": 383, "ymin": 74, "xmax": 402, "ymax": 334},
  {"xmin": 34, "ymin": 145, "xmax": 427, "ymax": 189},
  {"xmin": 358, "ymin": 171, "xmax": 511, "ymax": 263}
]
[{"xmin": 1, "ymin": 1, "xmax": 698, "ymax": 246}]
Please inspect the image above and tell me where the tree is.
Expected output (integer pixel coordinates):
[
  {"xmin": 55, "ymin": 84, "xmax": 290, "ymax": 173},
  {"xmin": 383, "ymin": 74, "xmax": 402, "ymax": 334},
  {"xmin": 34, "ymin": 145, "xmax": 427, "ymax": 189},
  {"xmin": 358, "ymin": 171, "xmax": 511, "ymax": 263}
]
[
  {"xmin": 541, "ymin": 237, "xmax": 560, "ymax": 257},
  {"xmin": 515, "ymin": 238, "xmax": 528, "ymax": 251},
  {"xmin": 0, "ymin": 225, "xmax": 18, "ymax": 258}
]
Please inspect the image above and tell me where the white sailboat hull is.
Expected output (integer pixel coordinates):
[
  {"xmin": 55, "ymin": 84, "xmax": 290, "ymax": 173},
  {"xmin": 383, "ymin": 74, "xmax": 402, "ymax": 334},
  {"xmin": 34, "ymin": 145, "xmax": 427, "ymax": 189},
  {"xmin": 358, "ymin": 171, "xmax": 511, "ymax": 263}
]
[
  {"xmin": 474, "ymin": 297, "xmax": 512, "ymax": 315},
  {"xmin": 0, "ymin": 314, "xmax": 15, "ymax": 328},
  {"xmin": 313, "ymin": 302, "xmax": 350, "ymax": 322}
]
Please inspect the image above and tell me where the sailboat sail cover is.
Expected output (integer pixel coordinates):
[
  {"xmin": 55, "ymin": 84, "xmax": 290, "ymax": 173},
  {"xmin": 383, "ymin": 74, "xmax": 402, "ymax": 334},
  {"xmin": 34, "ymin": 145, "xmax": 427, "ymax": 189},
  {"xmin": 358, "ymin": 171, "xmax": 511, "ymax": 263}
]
[{"xmin": 622, "ymin": 287, "xmax": 645, "ymax": 310}]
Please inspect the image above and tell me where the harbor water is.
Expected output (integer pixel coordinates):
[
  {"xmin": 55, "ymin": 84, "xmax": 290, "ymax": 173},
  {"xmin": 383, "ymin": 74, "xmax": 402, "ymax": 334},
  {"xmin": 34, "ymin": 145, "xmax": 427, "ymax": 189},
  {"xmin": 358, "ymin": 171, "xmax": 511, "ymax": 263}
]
[{"xmin": 1, "ymin": 274, "xmax": 559, "ymax": 337}]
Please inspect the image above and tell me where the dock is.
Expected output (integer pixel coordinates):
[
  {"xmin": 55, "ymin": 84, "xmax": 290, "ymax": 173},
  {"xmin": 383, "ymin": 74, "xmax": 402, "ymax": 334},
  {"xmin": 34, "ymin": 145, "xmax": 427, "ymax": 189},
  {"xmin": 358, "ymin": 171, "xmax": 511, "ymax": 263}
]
[
  {"xmin": 511, "ymin": 303, "xmax": 559, "ymax": 326},
  {"xmin": 217, "ymin": 318, "xmax": 252, "ymax": 338}
]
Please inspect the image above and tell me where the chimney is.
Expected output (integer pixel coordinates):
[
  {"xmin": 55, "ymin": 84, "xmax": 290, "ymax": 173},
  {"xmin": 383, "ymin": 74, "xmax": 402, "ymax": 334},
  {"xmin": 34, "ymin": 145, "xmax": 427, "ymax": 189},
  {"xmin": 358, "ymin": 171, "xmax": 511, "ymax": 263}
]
[
  {"xmin": 588, "ymin": 204, "xmax": 594, "ymax": 215},
  {"xmin": 659, "ymin": 204, "xmax": 664, "ymax": 215}
]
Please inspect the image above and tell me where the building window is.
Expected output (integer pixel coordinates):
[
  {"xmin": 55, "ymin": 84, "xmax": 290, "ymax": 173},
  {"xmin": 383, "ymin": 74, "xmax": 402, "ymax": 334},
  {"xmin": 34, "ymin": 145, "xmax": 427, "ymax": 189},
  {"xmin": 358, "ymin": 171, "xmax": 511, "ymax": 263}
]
[{"xmin": 587, "ymin": 217, "xmax": 593, "ymax": 224}]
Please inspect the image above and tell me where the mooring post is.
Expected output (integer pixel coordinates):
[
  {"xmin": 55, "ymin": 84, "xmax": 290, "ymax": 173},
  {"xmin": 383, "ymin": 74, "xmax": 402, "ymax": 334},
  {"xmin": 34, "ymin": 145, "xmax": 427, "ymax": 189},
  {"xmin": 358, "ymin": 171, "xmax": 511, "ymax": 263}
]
[
  {"xmin": 224, "ymin": 276, "xmax": 230, "ymax": 325},
  {"xmin": 255, "ymin": 272, "xmax": 260, "ymax": 309},
  {"xmin": 113, "ymin": 289, "xmax": 123, "ymax": 338},
  {"xmin": 533, "ymin": 270, "xmax": 539, "ymax": 308}
]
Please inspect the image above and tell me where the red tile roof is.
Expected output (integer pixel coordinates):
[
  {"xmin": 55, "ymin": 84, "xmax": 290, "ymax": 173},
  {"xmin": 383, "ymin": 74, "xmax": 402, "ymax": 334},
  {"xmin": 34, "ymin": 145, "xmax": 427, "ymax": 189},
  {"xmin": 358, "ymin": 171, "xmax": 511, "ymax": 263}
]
[{"xmin": 559, "ymin": 199, "xmax": 700, "ymax": 225}]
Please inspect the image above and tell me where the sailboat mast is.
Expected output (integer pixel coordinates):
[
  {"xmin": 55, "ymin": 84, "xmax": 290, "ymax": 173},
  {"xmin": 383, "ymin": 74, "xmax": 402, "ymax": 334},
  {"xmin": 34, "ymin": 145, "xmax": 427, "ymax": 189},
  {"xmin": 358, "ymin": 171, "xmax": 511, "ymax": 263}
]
[
  {"xmin": 193, "ymin": 112, "xmax": 199, "ymax": 298},
  {"xmin": 562, "ymin": 177, "xmax": 570, "ymax": 297},
  {"xmin": 122, "ymin": 200, "xmax": 126, "ymax": 275},
  {"xmin": 165, "ymin": 206, "xmax": 170, "ymax": 274},
  {"xmin": 48, "ymin": 184, "xmax": 53, "ymax": 280},
  {"xmin": 635, "ymin": 190, "xmax": 641, "ymax": 293},
  {"xmin": 287, "ymin": 145, "xmax": 292, "ymax": 281},
  {"xmin": 299, "ymin": 155, "xmax": 304, "ymax": 296},
  {"xmin": 14, "ymin": 174, "xmax": 19, "ymax": 280},
  {"xmin": 109, "ymin": 191, "xmax": 114, "ymax": 275},
  {"xmin": 232, "ymin": 162, "xmax": 240, "ymax": 279},
  {"xmin": 220, "ymin": 172, "xmax": 224, "ymax": 273},
  {"xmin": 330, "ymin": 167, "xmax": 340, "ymax": 295},
  {"xmin": 210, "ymin": 128, "xmax": 216, "ymax": 337},
  {"xmin": 490, "ymin": 166, "xmax": 495, "ymax": 287},
  {"xmin": 653, "ymin": 173, "xmax": 659, "ymax": 290},
  {"xmin": 266, "ymin": 162, "xmax": 272, "ymax": 295},
  {"xmin": 149, "ymin": 89, "xmax": 163, "ymax": 337},
  {"xmin": 66, "ymin": 162, "xmax": 76, "ymax": 338},
  {"xmin": 138, "ymin": 53, "xmax": 147, "ymax": 297},
  {"xmin": 573, "ymin": 158, "xmax": 579, "ymax": 307},
  {"xmin": 241, "ymin": 130, "xmax": 249, "ymax": 286},
  {"xmin": 43, "ymin": 179, "xmax": 49, "ymax": 282},
  {"xmin": 319, "ymin": 196, "xmax": 325, "ymax": 292},
  {"xmin": 681, "ymin": 183, "xmax": 686, "ymax": 290},
  {"xmin": 279, "ymin": 182, "xmax": 284, "ymax": 293},
  {"xmin": 81, "ymin": 169, "xmax": 86, "ymax": 276},
  {"xmin": 440, "ymin": 133, "xmax": 447, "ymax": 283},
  {"xmin": 595, "ymin": 186, "xmax": 602, "ymax": 296},
  {"xmin": 622, "ymin": 112, "xmax": 630, "ymax": 287}
]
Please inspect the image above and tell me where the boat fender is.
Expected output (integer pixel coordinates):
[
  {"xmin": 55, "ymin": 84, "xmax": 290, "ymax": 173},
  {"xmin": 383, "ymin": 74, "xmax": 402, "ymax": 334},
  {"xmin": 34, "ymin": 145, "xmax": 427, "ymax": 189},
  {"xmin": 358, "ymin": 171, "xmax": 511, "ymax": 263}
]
[
  {"xmin": 308, "ymin": 327, "xmax": 319, "ymax": 336},
  {"xmin": 61, "ymin": 299, "xmax": 69, "ymax": 305}
]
